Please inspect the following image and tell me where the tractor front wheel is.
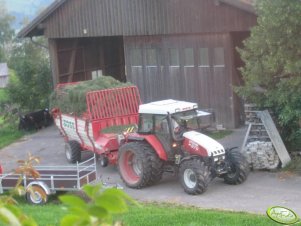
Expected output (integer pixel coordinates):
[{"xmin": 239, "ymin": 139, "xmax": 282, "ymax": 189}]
[
  {"xmin": 118, "ymin": 142, "xmax": 163, "ymax": 189},
  {"xmin": 65, "ymin": 140, "xmax": 82, "ymax": 164},
  {"xmin": 179, "ymin": 159, "xmax": 210, "ymax": 195},
  {"xmin": 223, "ymin": 148, "xmax": 249, "ymax": 185}
]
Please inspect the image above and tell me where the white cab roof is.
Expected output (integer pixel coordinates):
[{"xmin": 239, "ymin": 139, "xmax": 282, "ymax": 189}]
[{"xmin": 139, "ymin": 99, "xmax": 198, "ymax": 115}]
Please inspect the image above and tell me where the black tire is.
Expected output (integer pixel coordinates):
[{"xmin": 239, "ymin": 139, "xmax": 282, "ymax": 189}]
[
  {"xmin": 224, "ymin": 149, "xmax": 250, "ymax": 185},
  {"xmin": 65, "ymin": 140, "xmax": 81, "ymax": 163},
  {"xmin": 179, "ymin": 159, "xmax": 210, "ymax": 195},
  {"xmin": 118, "ymin": 142, "xmax": 163, "ymax": 189},
  {"xmin": 26, "ymin": 185, "xmax": 48, "ymax": 205}
]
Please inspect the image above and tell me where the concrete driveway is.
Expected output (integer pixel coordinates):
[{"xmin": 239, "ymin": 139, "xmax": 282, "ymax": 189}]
[{"xmin": 1, "ymin": 125, "xmax": 301, "ymax": 215}]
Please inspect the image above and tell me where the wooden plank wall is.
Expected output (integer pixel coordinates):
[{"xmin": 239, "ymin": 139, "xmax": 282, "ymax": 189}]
[
  {"xmin": 124, "ymin": 33, "xmax": 236, "ymax": 128},
  {"xmin": 43, "ymin": 0, "xmax": 256, "ymax": 38}
]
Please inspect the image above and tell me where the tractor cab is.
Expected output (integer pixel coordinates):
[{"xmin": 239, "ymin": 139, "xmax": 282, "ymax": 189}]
[
  {"xmin": 138, "ymin": 100, "xmax": 220, "ymax": 161},
  {"xmin": 137, "ymin": 99, "xmax": 214, "ymax": 160}
]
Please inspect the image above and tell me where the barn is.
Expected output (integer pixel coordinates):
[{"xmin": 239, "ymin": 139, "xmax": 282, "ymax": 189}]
[
  {"xmin": 0, "ymin": 63, "xmax": 9, "ymax": 88},
  {"xmin": 18, "ymin": 0, "xmax": 257, "ymax": 128}
]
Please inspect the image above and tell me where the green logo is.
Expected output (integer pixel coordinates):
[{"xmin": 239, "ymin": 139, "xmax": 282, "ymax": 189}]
[
  {"xmin": 63, "ymin": 120, "xmax": 75, "ymax": 129},
  {"xmin": 267, "ymin": 206, "xmax": 299, "ymax": 225}
]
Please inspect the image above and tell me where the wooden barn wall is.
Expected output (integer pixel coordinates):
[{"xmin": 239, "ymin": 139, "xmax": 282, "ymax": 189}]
[
  {"xmin": 230, "ymin": 31, "xmax": 251, "ymax": 126},
  {"xmin": 124, "ymin": 33, "xmax": 237, "ymax": 128},
  {"xmin": 50, "ymin": 37, "xmax": 125, "ymax": 84},
  {"xmin": 43, "ymin": 0, "xmax": 256, "ymax": 38}
]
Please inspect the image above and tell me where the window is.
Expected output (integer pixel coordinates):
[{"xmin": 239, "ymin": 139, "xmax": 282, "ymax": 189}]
[
  {"xmin": 130, "ymin": 48, "xmax": 142, "ymax": 66},
  {"xmin": 169, "ymin": 48, "xmax": 180, "ymax": 66},
  {"xmin": 184, "ymin": 48, "xmax": 194, "ymax": 67},
  {"xmin": 199, "ymin": 48, "xmax": 209, "ymax": 67},
  {"xmin": 92, "ymin": 70, "xmax": 103, "ymax": 79},
  {"xmin": 138, "ymin": 114, "xmax": 154, "ymax": 133},
  {"xmin": 145, "ymin": 49, "xmax": 157, "ymax": 66},
  {"xmin": 213, "ymin": 47, "xmax": 225, "ymax": 67}
]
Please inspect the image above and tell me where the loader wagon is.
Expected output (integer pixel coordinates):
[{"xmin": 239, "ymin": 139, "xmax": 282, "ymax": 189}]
[{"xmin": 52, "ymin": 85, "xmax": 141, "ymax": 165}]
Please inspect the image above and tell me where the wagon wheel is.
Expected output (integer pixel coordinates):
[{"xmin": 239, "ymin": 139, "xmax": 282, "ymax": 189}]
[
  {"xmin": 26, "ymin": 185, "xmax": 48, "ymax": 205},
  {"xmin": 65, "ymin": 140, "xmax": 82, "ymax": 163}
]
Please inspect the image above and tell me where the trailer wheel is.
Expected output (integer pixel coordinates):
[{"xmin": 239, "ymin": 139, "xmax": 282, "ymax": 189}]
[
  {"xmin": 223, "ymin": 148, "xmax": 249, "ymax": 185},
  {"xmin": 179, "ymin": 159, "xmax": 210, "ymax": 195},
  {"xmin": 118, "ymin": 142, "xmax": 163, "ymax": 188},
  {"xmin": 65, "ymin": 140, "xmax": 81, "ymax": 163},
  {"xmin": 26, "ymin": 185, "xmax": 48, "ymax": 205}
]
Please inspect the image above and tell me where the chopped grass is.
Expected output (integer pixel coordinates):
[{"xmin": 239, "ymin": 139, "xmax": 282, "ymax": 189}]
[{"xmin": 13, "ymin": 200, "xmax": 275, "ymax": 226}]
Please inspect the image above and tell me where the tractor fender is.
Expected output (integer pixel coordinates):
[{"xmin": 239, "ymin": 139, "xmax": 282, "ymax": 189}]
[
  {"xmin": 127, "ymin": 134, "xmax": 168, "ymax": 161},
  {"xmin": 26, "ymin": 181, "xmax": 52, "ymax": 195}
]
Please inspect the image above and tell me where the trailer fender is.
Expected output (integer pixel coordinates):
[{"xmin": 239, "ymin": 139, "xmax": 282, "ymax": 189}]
[{"xmin": 27, "ymin": 181, "xmax": 51, "ymax": 195}]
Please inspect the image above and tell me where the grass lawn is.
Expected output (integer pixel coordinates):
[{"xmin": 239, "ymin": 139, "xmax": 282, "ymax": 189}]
[
  {"xmin": 16, "ymin": 201, "xmax": 275, "ymax": 226},
  {"xmin": 0, "ymin": 116, "xmax": 25, "ymax": 149},
  {"xmin": 204, "ymin": 130, "xmax": 232, "ymax": 140}
]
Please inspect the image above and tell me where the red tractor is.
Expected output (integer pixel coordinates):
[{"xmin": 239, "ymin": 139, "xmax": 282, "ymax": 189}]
[
  {"xmin": 53, "ymin": 85, "xmax": 249, "ymax": 195},
  {"xmin": 118, "ymin": 99, "xmax": 249, "ymax": 194}
]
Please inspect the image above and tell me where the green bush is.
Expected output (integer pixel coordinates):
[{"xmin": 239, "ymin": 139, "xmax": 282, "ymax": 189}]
[{"xmin": 237, "ymin": 0, "xmax": 301, "ymax": 151}]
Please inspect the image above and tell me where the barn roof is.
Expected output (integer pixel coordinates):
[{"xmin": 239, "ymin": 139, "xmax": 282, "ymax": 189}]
[
  {"xmin": 18, "ymin": 0, "xmax": 256, "ymax": 38},
  {"xmin": 0, "ymin": 63, "xmax": 8, "ymax": 77}
]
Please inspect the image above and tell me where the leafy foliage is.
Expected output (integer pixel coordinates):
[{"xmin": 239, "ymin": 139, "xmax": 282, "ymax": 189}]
[
  {"xmin": 0, "ymin": 154, "xmax": 41, "ymax": 226},
  {"xmin": 60, "ymin": 184, "xmax": 138, "ymax": 226},
  {"xmin": 237, "ymin": 0, "xmax": 301, "ymax": 150},
  {"xmin": 0, "ymin": 0, "xmax": 15, "ymax": 62},
  {"xmin": 6, "ymin": 38, "xmax": 53, "ymax": 111},
  {"xmin": 49, "ymin": 76, "xmax": 132, "ymax": 115}
]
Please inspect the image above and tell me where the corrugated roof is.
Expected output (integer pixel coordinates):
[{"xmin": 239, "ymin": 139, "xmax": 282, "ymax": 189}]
[
  {"xmin": 18, "ymin": 0, "xmax": 256, "ymax": 38},
  {"xmin": 0, "ymin": 63, "xmax": 8, "ymax": 77}
]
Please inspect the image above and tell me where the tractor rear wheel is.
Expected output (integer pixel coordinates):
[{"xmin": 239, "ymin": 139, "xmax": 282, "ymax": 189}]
[
  {"xmin": 179, "ymin": 159, "xmax": 210, "ymax": 195},
  {"xmin": 65, "ymin": 140, "xmax": 82, "ymax": 163},
  {"xmin": 118, "ymin": 142, "xmax": 163, "ymax": 188},
  {"xmin": 223, "ymin": 149, "xmax": 249, "ymax": 185}
]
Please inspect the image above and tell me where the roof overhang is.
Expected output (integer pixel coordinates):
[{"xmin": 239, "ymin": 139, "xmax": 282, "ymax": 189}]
[
  {"xmin": 218, "ymin": 0, "xmax": 256, "ymax": 14},
  {"xmin": 17, "ymin": 0, "xmax": 67, "ymax": 38}
]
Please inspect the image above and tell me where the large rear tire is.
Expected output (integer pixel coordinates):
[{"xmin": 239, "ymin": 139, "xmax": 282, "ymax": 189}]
[
  {"xmin": 118, "ymin": 142, "xmax": 163, "ymax": 188},
  {"xmin": 179, "ymin": 159, "xmax": 210, "ymax": 195},
  {"xmin": 224, "ymin": 149, "xmax": 249, "ymax": 185},
  {"xmin": 65, "ymin": 140, "xmax": 82, "ymax": 163}
]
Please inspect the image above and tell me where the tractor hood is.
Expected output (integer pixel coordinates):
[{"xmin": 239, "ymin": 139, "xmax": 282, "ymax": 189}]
[{"xmin": 183, "ymin": 131, "xmax": 225, "ymax": 157}]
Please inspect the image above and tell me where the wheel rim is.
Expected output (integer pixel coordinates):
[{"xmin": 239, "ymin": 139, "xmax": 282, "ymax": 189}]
[
  {"xmin": 30, "ymin": 191, "xmax": 43, "ymax": 204},
  {"xmin": 183, "ymin": 169, "xmax": 197, "ymax": 189},
  {"xmin": 65, "ymin": 143, "xmax": 71, "ymax": 160},
  {"xmin": 121, "ymin": 150, "xmax": 141, "ymax": 184},
  {"xmin": 227, "ymin": 163, "xmax": 238, "ymax": 179}
]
